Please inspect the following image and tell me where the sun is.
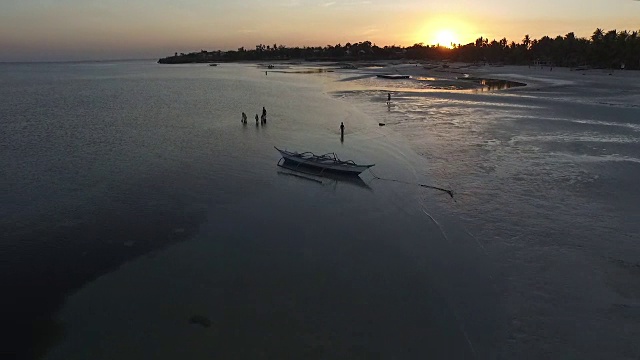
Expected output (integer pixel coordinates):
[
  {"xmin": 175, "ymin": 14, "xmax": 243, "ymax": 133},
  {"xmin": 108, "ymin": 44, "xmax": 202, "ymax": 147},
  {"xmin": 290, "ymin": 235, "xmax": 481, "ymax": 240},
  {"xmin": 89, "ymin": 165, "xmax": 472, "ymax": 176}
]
[
  {"xmin": 414, "ymin": 17, "xmax": 476, "ymax": 48},
  {"xmin": 434, "ymin": 29, "xmax": 459, "ymax": 48}
]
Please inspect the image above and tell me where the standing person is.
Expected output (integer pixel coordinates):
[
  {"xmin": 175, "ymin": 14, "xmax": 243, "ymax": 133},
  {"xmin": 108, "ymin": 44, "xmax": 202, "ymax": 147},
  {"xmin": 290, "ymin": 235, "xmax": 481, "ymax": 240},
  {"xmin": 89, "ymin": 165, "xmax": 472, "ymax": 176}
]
[
  {"xmin": 340, "ymin": 122, "xmax": 345, "ymax": 137},
  {"xmin": 241, "ymin": 112, "xmax": 247, "ymax": 123},
  {"xmin": 255, "ymin": 114, "xmax": 259, "ymax": 125},
  {"xmin": 262, "ymin": 107, "xmax": 267, "ymax": 118},
  {"xmin": 387, "ymin": 93, "xmax": 391, "ymax": 103}
]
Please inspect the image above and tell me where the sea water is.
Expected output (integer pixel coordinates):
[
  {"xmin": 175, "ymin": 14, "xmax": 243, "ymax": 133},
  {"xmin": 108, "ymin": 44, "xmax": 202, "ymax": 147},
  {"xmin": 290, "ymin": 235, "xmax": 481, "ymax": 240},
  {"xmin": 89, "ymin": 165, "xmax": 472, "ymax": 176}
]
[
  {"xmin": 2, "ymin": 61, "xmax": 639, "ymax": 359},
  {"xmin": 2, "ymin": 61, "xmax": 483, "ymax": 359}
]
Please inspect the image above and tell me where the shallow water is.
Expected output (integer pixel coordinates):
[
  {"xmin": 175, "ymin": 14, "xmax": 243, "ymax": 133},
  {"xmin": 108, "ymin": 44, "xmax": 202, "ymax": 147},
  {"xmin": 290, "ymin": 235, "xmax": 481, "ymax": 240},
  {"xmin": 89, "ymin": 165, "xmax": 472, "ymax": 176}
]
[
  {"xmin": 3, "ymin": 62, "xmax": 496, "ymax": 359},
  {"xmin": 331, "ymin": 67, "xmax": 640, "ymax": 358}
]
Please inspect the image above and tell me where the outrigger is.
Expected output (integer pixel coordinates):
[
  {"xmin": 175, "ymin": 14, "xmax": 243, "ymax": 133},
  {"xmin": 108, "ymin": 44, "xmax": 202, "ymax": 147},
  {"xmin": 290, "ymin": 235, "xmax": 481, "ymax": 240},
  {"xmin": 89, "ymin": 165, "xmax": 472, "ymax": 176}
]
[{"xmin": 275, "ymin": 147, "xmax": 374, "ymax": 176}]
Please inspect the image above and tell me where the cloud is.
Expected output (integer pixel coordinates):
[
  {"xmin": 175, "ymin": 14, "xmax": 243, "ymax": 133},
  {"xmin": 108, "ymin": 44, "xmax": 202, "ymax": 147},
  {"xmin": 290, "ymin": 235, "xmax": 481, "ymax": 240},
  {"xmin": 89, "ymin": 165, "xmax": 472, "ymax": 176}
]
[{"xmin": 360, "ymin": 27, "xmax": 379, "ymax": 36}]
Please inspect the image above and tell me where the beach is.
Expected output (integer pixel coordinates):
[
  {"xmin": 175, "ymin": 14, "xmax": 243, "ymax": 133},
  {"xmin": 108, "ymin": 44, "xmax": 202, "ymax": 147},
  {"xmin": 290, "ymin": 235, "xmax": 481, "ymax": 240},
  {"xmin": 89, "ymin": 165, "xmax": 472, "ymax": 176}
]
[
  {"xmin": 326, "ymin": 61, "xmax": 640, "ymax": 358},
  {"xmin": 1, "ymin": 60, "xmax": 638, "ymax": 359}
]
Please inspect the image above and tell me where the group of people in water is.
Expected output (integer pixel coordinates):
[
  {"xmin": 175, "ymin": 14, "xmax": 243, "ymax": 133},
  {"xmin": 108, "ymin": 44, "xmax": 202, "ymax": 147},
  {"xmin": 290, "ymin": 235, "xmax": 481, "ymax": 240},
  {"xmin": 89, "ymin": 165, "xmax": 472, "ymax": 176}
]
[
  {"xmin": 241, "ymin": 94, "xmax": 391, "ymax": 136},
  {"xmin": 241, "ymin": 107, "xmax": 267, "ymax": 125}
]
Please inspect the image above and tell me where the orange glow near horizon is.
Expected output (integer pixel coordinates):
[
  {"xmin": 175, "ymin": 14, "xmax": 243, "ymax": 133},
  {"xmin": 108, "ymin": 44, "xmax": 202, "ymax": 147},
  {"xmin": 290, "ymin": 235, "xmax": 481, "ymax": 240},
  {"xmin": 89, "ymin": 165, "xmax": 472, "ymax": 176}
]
[{"xmin": 416, "ymin": 17, "xmax": 478, "ymax": 47}]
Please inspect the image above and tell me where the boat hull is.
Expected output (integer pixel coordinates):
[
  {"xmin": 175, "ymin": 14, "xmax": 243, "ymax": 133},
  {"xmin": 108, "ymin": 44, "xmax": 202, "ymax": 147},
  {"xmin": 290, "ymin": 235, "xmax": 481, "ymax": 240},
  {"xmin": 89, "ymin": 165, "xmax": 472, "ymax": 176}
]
[{"xmin": 276, "ymin": 148, "xmax": 374, "ymax": 175}]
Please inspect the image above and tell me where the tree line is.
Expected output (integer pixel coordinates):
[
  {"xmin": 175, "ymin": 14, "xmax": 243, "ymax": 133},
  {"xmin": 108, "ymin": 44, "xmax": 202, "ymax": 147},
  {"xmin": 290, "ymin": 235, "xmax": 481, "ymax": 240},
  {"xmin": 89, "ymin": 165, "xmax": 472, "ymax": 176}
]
[{"xmin": 158, "ymin": 28, "xmax": 640, "ymax": 70}]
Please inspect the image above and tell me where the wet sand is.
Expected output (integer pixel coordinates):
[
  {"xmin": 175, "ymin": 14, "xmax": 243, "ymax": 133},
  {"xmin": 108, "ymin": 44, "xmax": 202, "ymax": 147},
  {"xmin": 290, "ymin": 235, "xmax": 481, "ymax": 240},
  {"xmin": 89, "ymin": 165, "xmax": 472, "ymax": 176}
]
[{"xmin": 324, "ymin": 61, "xmax": 640, "ymax": 359}]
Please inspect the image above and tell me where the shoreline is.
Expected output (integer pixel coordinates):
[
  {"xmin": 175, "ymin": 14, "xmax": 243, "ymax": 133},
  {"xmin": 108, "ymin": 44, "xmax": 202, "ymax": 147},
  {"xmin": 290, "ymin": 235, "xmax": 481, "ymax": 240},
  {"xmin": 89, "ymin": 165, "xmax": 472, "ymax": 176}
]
[{"xmin": 247, "ymin": 59, "xmax": 640, "ymax": 100}]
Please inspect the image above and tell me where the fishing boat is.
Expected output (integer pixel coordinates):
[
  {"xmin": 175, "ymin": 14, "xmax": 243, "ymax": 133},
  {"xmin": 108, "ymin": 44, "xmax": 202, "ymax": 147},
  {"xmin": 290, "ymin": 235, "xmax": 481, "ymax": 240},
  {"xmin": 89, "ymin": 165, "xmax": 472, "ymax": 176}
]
[
  {"xmin": 376, "ymin": 74, "xmax": 410, "ymax": 79},
  {"xmin": 275, "ymin": 147, "xmax": 374, "ymax": 176}
]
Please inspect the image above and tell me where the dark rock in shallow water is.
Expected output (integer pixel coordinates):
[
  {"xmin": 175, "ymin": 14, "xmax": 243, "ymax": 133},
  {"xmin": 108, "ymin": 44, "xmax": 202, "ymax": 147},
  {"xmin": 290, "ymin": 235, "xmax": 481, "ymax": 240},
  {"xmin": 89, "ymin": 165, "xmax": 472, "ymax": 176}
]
[{"xmin": 189, "ymin": 315, "xmax": 212, "ymax": 328}]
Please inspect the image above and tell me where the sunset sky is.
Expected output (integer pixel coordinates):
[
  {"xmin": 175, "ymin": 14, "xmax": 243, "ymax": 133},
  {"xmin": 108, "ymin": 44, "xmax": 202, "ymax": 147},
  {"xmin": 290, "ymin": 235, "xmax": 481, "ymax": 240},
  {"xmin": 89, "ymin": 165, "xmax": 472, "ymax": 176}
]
[{"xmin": 1, "ymin": 0, "xmax": 638, "ymax": 61}]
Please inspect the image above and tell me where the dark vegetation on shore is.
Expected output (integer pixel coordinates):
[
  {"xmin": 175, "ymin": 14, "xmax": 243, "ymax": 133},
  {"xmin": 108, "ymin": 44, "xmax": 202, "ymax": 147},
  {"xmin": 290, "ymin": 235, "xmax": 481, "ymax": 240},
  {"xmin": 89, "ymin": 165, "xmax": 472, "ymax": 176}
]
[{"xmin": 159, "ymin": 28, "xmax": 640, "ymax": 70}]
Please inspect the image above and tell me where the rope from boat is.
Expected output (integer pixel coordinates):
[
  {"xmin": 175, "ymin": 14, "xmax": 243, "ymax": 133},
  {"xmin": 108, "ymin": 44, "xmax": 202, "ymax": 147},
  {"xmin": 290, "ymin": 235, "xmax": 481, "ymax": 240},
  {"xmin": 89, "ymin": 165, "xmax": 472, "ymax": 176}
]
[{"xmin": 368, "ymin": 169, "xmax": 455, "ymax": 199}]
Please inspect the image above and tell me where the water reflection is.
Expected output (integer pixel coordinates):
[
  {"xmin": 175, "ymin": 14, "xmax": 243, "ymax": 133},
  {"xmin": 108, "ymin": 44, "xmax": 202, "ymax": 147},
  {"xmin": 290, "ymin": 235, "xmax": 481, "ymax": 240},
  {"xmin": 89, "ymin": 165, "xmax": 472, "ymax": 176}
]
[
  {"xmin": 463, "ymin": 77, "xmax": 527, "ymax": 92},
  {"xmin": 277, "ymin": 163, "xmax": 372, "ymax": 191}
]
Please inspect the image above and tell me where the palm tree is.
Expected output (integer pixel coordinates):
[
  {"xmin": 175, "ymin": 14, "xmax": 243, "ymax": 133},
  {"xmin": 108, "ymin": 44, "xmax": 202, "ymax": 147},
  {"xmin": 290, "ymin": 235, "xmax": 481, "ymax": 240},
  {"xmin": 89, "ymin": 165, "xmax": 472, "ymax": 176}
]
[
  {"xmin": 522, "ymin": 34, "xmax": 531, "ymax": 49},
  {"xmin": 591, "ymin": 28, "xmax": 604, "ymax": 42},
  {"xmin": 631, "ymin": 31, "xmax": 640, "ymax": 69}
]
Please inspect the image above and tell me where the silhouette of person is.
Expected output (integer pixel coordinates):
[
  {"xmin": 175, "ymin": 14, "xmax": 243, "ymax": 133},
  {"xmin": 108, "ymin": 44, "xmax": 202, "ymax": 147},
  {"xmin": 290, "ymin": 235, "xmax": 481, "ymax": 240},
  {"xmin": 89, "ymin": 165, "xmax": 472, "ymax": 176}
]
[
  {"xmin": 255, "ymin": 114, "xmax": 259, "ymax": 125},
  {"xmin": 340, "ymin": 122, "xmax": 345, "ymax": 136},
  {"xmin": 241, "ymin": 112, "xmax": 247, "ymax": 123},
  {"xmin": 387, "ymin": 93, "xmax": 391, "ymax": 102},
  {"xmin": 261, "ymin": 107, "xmax": 267, "ymax": 123}
]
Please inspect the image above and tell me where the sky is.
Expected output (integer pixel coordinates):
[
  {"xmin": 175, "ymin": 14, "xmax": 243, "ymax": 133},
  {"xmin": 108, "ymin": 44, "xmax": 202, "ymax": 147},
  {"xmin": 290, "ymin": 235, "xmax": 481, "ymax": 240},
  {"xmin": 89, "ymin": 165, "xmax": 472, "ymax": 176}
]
[{"xmin": 0, "ymin": 0, "xmax": 638, "ymax": 61}]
